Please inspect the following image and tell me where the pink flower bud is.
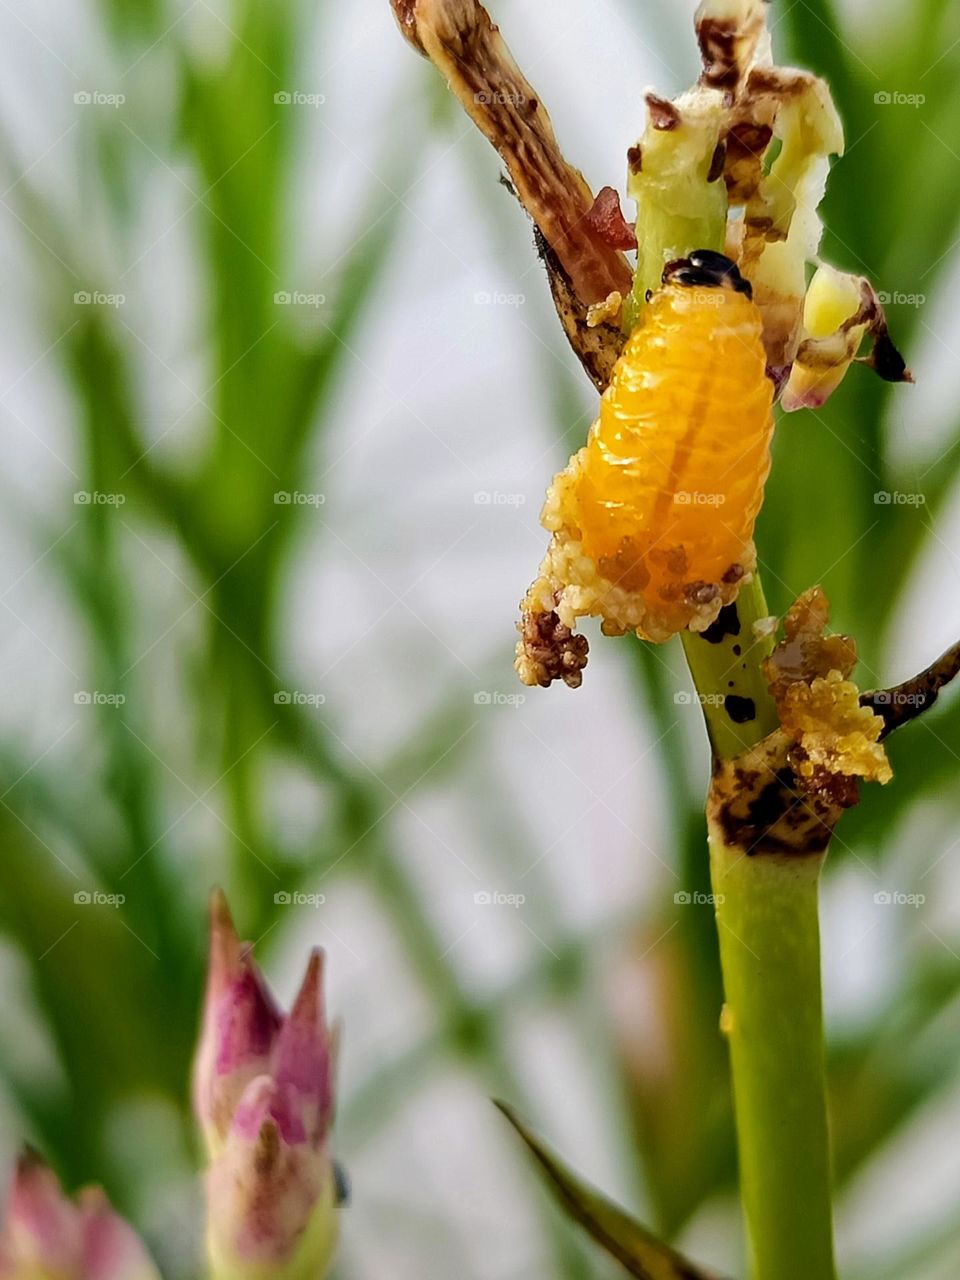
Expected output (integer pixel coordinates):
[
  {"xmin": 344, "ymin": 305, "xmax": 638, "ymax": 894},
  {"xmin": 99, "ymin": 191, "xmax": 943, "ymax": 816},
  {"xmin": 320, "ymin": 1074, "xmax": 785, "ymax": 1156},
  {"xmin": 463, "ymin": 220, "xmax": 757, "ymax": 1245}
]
[
  {"xmin": 195, "ymin": 892, "xmax": 339, "ymax": 1280},
  {"xmin": 0, "ymin": 1149, "xmax": 161, "ymax": 1280},
  {"xmin": 193, "ymin": 888, "xmax": 283, "ymax": 1155}
]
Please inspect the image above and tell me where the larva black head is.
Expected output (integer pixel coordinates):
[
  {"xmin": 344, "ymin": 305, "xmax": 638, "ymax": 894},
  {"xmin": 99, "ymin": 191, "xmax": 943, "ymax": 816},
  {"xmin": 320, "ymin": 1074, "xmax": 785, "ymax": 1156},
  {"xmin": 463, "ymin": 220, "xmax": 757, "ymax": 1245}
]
[{"xmin": 663, "ymin": 250, "xmax": 753, "ymax": 299}]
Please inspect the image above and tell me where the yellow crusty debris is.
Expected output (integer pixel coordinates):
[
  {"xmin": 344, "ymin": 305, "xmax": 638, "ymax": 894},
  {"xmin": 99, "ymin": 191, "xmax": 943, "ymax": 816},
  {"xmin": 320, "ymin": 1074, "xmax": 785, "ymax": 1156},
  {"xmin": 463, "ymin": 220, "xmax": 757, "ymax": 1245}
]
[{"xmin": 763, "ymin": 587, "xmax": 892, "ymax": 785}]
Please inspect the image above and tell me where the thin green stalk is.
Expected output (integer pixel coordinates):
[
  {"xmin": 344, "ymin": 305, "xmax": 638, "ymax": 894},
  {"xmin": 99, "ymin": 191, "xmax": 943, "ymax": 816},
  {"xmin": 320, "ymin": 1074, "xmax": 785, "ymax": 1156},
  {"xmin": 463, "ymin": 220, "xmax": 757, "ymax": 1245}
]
[{"xmin": 709, "ymin": 839, "xmax": 836, "ymax": 1280}]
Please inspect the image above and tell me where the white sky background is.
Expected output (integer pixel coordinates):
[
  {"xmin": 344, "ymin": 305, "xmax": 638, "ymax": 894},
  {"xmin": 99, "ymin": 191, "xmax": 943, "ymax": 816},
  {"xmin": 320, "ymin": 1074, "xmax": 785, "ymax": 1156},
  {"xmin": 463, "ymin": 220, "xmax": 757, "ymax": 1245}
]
[{"xmin": 0, "ymin": 0, "xmax": 959, "ymax": 1277}]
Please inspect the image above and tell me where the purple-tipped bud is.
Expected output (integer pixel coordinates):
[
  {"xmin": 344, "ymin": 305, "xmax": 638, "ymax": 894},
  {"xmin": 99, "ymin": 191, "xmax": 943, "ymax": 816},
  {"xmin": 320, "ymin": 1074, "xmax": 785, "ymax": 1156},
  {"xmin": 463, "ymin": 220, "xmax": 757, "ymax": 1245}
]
[
  {"xmin": 193, "ymin": 889, "xmax": 283, "ymax": 1156},
  {"xmin": 0, "ymin": 1149, "xmax": 161, "ymax": 1280},
  {"xmin": 195, "ymin": 892, "xmax": 339, "ymax": 1280}
]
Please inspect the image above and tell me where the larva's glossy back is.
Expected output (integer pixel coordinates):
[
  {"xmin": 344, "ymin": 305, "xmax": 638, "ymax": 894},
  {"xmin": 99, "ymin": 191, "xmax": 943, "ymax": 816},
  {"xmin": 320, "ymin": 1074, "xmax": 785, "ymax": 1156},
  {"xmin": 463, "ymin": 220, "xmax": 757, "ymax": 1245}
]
[{"xmin": 573, "ymin": 281, "xmax": 774, "ymax": 631}]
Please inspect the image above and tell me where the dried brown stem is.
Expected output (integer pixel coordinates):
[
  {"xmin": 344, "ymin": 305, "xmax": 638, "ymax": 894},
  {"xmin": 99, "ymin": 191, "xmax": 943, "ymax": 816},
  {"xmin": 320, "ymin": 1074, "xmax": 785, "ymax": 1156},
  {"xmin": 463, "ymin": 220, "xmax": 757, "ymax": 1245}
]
[
  {"xmin": 390, "ymin": 0, "xmax": 630, "ymax": 385},
  {"xmin": 861, "ymin": 639, "xmax": 960, "ymax": 737}
]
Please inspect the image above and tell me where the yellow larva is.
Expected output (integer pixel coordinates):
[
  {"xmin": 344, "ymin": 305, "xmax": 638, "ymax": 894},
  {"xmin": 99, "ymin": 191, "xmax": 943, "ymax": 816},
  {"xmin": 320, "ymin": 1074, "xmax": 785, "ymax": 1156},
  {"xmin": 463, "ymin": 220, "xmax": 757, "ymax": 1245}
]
[
  {"xmin": 516, "ymin": 253, "xmax": 778, "ymax": 686},
  {"xmin": 545, "ymin": 252, "xmax": 775, "ymax": 642}
]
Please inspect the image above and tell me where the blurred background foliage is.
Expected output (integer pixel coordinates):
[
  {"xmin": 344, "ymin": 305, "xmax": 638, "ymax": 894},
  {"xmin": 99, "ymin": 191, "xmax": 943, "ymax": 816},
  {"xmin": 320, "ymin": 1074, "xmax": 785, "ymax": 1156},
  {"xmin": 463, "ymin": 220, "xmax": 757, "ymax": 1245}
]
[{"xmin": 0, "ymin": 0, "xmax": 959, "ymax": 1277}]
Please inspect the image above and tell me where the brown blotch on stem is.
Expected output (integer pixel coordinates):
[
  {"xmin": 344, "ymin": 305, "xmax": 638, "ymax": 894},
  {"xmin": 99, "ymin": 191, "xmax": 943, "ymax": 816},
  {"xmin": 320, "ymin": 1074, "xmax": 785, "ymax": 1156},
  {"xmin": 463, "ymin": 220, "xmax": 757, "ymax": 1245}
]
[{"xmin": 708, "ymin": 734, "xmax": 855, "ymax": 857}]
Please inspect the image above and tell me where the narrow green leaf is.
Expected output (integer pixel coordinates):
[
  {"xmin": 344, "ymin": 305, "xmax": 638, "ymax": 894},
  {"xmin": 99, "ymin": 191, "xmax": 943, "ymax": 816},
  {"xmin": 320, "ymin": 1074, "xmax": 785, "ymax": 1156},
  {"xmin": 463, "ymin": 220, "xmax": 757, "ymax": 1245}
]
[{"xmin": 494, "ymin": 1101, "xmax": 727, "ymax": 1280}]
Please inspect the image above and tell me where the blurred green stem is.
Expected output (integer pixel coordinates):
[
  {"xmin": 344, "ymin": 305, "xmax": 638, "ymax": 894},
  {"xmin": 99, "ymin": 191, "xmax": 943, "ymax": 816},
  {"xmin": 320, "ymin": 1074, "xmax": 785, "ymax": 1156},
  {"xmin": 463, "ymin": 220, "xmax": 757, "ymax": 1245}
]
[{"xmin": 709, "ymin": 838, "xmax": 836, "ymax": 1280}]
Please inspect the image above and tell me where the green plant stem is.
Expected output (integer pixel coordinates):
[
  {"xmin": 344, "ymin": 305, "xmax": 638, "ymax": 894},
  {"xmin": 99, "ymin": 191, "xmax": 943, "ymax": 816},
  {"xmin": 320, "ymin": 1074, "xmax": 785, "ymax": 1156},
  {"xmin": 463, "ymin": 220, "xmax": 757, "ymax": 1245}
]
[
  {"xmin": 709, "ymin": 838, "xmax": 836, "ymax": 1280},
  {"xmin": 680, "ymin": 576, "xmax": 780, "ymax": 760},
  {"xmin": 683, "ymin": 573, "xmax": 837, "ymax": 1280}
]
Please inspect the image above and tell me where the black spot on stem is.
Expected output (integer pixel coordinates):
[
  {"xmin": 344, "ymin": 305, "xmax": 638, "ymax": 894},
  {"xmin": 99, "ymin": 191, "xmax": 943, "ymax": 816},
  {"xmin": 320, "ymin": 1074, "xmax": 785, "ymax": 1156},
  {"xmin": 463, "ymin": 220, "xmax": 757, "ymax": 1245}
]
[
  {"xmin": 701, "ymin": 603, "xmax": 741, "ymax": 644},
  {"xmin": 725, "ymin": 695, "xmax": 756, "ymax": 724}
]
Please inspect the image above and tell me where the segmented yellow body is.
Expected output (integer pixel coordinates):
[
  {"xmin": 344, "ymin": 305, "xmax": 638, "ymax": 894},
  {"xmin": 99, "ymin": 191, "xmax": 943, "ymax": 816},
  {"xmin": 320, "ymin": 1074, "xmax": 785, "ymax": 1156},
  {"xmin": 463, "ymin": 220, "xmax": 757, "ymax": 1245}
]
[{"xmin": 571, "ymin": 278, "xmax": 774, "ymax": 634}]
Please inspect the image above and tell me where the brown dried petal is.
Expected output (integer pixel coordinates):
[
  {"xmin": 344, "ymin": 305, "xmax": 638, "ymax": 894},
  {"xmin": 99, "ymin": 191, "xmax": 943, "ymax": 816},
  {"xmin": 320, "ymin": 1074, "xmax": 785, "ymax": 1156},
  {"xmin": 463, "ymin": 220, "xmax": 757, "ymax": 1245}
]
[
  {"xmin": 585, "ymin": 187, "xmax": 639, "ymax": 252},
  {"xmin": 696, "ymin": 0, "xmax": 769, "ymax": 92}
]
